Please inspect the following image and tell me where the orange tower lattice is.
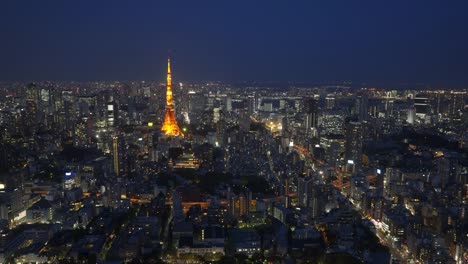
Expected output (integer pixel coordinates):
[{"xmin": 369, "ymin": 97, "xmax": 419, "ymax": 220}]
[{"xmin": 161, "ymin": 57, "xmax": 184, "ymax": 137}]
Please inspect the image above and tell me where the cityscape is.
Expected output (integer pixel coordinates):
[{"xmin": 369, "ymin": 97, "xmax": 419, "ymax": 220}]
[{"xmin": 0, "ymin": 1, "xmax": 467, "ymax": 264}]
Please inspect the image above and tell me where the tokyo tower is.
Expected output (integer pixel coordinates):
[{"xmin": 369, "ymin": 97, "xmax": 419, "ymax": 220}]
[{"xmin": 161, "ymin": 57, "xmax": 184, "ymax": 137}]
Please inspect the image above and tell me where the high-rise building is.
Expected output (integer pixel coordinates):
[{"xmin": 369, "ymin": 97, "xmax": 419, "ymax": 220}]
[
  {"xmin": 26, "ymin": 82, "xmax": 40, "ymax": 107},
  {"xmin": 344, "ymin": 121, "xmax": 363, "ymax": 165},
  {"xmin": 449, "ymin": 91, "xmax": 465, "ymax": 120},
  {"xmin": 355, "ymin": 94, "xmax": 369, "ymax": 121},
  {"xmin": 310, "ymin": 185, "xmax": 327, "ymax": 218},
  {"xmin": 188, "ymin": 92, "xmax": 206, "ymax": 125},
  {"xmin": 320, "ymin": 134, "xmax": 345, "ymax": 166},
  {"xmin": 407, "ymin": 98, "xmax": 416, "ymax": 124},
  {"xmin": 247, "ymin": 95, "xmax": 255, "ymax": 114},
  {"xmin": 384, "ymin": 167, "xmax": 401, "ymax": 198},
  {"xmin": 325, "ymin": 94, "xmax": 335, "ymax": 110},
  {"xmin": 303, "ymin": 97, "xmax": 319, "ymax": 137},
  {"xmin": 254, "ymin": 92, "xmax": 259, "ymax": 112},
  {"xmin": 24, "ymin": 83, "xmax": 39, "ymax": 135},
  {"xmin": 112, "ymin": 135, "xmax": 127, "ymax": 177},
  {"xmin": 225, "ymin": 96, "xmax": 232, "ymax": 112},
  {"xmin": 297, "ymin": 176, "xmax": 314, "ymax": 207},
  {"xmin": 435, "ymin": 156, "xmax": 459, "ymax": 187},
  {"xmin": 238, "ymin": 192, "xmax": 249, "ymax": 217},
  {"xmin": 239, "ymin": 110, "xmax": 250, "ymax": 133},
  {"xmin": 161, "ymin": 57, "xmax": 184, "ymax": 137},
  {"xmin": 247, "ymin": 92, "xmax": 260, "ymax": 114},
  {"xmin": 106, "ymin": 102, "xmax": 117, "ymax": 128}
]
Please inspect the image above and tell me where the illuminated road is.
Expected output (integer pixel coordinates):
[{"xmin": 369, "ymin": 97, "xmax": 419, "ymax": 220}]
[
  {"xmin": 292, "ymin": 137, "xmax": 411, "ymax": 262},
  {"xmin": 375, "ymin": 228, "xmax": 407, "ymax": 262},
  {"xmin": 294, "ymin": 145, "xmax": 324, "ymax": 166},
  {"xmin": 257, "ymin": 118, "xmax": 414, "ymax": 263},
  {"xmin": 260, "ymin": 118, "xmax": 398, "ymax": 261},
  {"xmin": 356, "ymin": 207, "xmax": 411, "ymax": 263}
]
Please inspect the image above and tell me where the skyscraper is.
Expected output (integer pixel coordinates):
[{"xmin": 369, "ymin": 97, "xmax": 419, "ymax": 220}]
[
  {"xmin": 355, "ymin": 94, "xmax": 369, "ymax": 121},
  {"xmin": 384, "ymin": 167, "xmax": 401, "ymax": 198},
  {"xmin": 225, "ymin": 96, "xmax": 232, "ymax": 112},
  {"xmin": 344, "ymin": 121, "xmax": 363, "ymax": 165},
  {"xmin": 297, "ymin": 176, "xmax": 314, "ymax": 207},
  {"xmin": 407, "ymin": 105, "xmax": 416, "ymax": 124},
  {"xmin": 303, "ymin": 97, "xmax": 319, "ymax": 137},
  {"xmin": 188, "ymin": 92, "xmax": 206, "ymax": 125},
  {"xmin": 24, "ymin": 83, "xmax": 39, "ymax": 136},
  {"xmin": 449, "ymin": 91, "xmax": 465, "ymax": 120},
  {"xmin": 161, "ymin": 57, "xmax": 184, "ymax": 137},
  {"xmin": 112, "ymin": 135, "xmax": 127, "ymax": 177}
]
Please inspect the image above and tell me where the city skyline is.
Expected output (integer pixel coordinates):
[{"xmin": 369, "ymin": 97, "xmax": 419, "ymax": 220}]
[
  {"xmin": 0, "ymin": 1, "xmax": 466, "ymax": 264},
  {"xmin": 0, "ymin": 1, "xmax": 467, "ymax": 88},
  {"xmin": 0, "ymin": 77, "xmax": 465, "ymax": 263}
]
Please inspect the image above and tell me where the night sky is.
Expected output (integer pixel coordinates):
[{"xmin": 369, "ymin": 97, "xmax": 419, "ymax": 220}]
[{"xmin": 1, "ymin": 0, "xmax": 467, "ymax": 88}]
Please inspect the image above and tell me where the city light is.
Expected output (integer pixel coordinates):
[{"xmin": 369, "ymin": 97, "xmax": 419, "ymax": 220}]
[{"xmin": 0, "ymin": 3, "xmax": 465, "ymax": 262}]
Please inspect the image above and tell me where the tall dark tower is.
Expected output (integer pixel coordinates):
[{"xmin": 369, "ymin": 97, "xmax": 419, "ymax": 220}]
[
  {"xmin": 355, "ymin": 94, "xmax": 369, "ymax": 121},
  {"xmin": 24, "ymin": 83, "xmax": 39, "ymax": 136},
  {"xmin": 344, "ymin": 121, "xmax": 363, "ymax": 165},
  {"xmin": 303, "ymin": 97, "xmax": 319, "ymax": 137},
  {"xmin": 161, "ymin": 57, "xmax": 184, "ymax": 137}
]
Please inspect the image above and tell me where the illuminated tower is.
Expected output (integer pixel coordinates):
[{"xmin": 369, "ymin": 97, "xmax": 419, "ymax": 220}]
[
  {"xmin": 161, "ymin": 57, "xmax": 184, "ymax": 137},
  {"xmin": 112, "ymin": 135, "xmax": 127, "ymax": 177}
]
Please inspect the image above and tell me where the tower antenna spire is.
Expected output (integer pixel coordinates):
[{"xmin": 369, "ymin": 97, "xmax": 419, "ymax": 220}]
[{"xmin": 161, "ymin": 54, "xmax": 183, "ymax": 137}]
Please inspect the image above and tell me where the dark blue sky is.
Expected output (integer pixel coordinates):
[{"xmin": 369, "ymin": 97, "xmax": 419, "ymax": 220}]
[{"xmin": 1, "ymin": 0, "xmax": 467, "ymax": 87}]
